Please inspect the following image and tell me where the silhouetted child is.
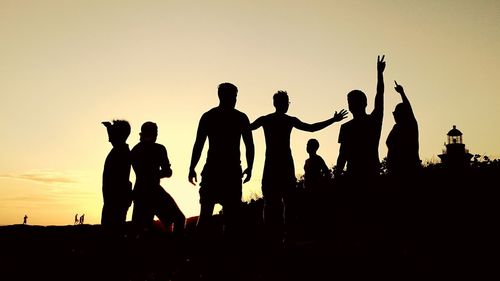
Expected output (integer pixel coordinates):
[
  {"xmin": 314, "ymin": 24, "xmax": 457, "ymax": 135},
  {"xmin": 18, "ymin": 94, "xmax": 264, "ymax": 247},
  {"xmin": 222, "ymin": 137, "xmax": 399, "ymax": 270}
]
[
  {"xmin": 251, "ymin": 90, "xmax": 347, "ymax": 244},
  {"xmin": 131, "ymin": 122, "xmax": 185, "ymax": 237},
  {"xmin": 74, "ymin": 213, "xmax": 79, "ymax": 225},
  {"xmin": 304, "ymin": 139, "xmax": 330, "ymax": 191},
  {"xmin": 101, "ymin": 120, "xmax": 132, "ymax": 231},
  {"xmin": 23, "ymin": 215, "xmax": 28, "ymax": 225},
  {"xmin": 336, "ymin": 55, "xmax": 386, "ymax": 180},
  {"xmin": 302, "ymin": 139, "xmax": 331, "ymax": 238},
  {"xmin": 386, "ymin": 81, "xmax": 421, "ymax": 177}
]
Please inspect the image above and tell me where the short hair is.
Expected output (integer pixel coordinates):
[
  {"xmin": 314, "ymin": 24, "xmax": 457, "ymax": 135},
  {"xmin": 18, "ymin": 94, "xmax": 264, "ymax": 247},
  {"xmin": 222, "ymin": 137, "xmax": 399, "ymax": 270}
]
[
  {"xmin": 347, "ymin": 90, "xmax": 367, "ymax": 106},
  {"xmin": 140, "ymin": 121, "xmax": 157, "ymax": 138},
  {"xmin": 218, "ymin": 83, "xmax": 238, "ymax": 99},
  {"xmin": 111, "ymin": 120, "xmax": 131, "ymax": 141},
  {"xmin": 307, "ymin": 138, "xmax": 320, "ymax": 152},
  {"xmin": 273, "ymin": 90, "xmax": 289, "ymax": 105}
]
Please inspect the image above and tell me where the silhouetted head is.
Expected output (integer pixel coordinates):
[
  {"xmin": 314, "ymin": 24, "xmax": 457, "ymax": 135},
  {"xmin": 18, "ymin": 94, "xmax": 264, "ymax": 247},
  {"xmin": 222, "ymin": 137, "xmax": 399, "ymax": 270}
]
[
  {"xmin": 140, "ymin": 121, "xmax": 158, "ymax": 143},
  {"xmin": 393, "ymin": 102, "xmax": 412, "ymax": 124},
  {"xmin": 218, "ymin": 82, "xmax": 238, "ymax": 109},
  {"xmin": 347, "ymin": 90, "xmax": 367, "ymax": 117},
  {"xmin": 102, "ymin": 120, "xmax": 131, "ymax": 146},
  {"xmin": 273, "ymin": 90, "xmax": 289, "ymax": 113},
  {"xmin": 306, "ymin": 139, "xmax": 319, "ymax": 155}
]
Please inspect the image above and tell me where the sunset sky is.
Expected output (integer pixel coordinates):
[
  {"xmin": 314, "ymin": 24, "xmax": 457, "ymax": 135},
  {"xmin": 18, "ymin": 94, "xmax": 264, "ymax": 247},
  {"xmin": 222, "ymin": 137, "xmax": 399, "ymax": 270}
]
[{"xmin": 1, "ymin": 0, "xmax": 499, "ymax": 226}]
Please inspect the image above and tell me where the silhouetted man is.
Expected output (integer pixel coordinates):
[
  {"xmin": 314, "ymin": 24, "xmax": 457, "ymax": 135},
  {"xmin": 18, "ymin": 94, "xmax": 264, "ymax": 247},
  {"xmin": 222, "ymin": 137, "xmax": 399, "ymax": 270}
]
[
  {"xmin": 189, "ymin": 82, "xmax": 254, "ymax": 236},
  {"xmin": 336, "ymin": 55, "xmax": 386, "ymax": 179},
  {"xmin": 23, "ymin": 215, "xmax": 28, "ymax": 225},
  {"xmin": 250, "ymin": 91, "xmax": 347, "ymax": 243},
  {"xmin": 132, "ymin": 122, "xmax": 185, "ymax": 236},
  {"xmin": 101, "ymin": 120, "xmax": 132, "ymax": 229},
  {"xmin": 386, "ymin": 81, "xmax": 421, "ymax": 177}
]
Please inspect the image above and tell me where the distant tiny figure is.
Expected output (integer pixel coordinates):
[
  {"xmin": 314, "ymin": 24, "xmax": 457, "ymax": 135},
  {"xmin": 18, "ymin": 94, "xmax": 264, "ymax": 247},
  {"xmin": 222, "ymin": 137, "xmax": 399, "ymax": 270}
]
[
  {"xmin": 189, "ymin": 82, "xmax": 254, "ymax": 237},
  {"xmin": 101, "ymin": 120, "xmax": 133, "ymax": 230},
  {"xmin": 79, "ymin": 214, "xmax": 85, "ymax": 225},
  {"xmin": 304, "ymin": 139, "xmax": 330, "ymax": 191},
  {"xmin": 386, "ymin": 81, "xmax": 421, "ymax": 176},
  {"xmin": 23, "ymin": 215, "xmax": 28, "ymax": 225},
  {"xmin": 336, "ymin": 55, "xmax": 386, "ymax": 179},
  {"xmin": 132, "ymin": 122, "xmax": 185, "ymax": 236},
  {"xmin": 74, "ymin": 214, "xmax": 79, "ymax": 225},
  {"xmin": 250, "ymin": 90, "xmax": 347, "ymax": 242}
]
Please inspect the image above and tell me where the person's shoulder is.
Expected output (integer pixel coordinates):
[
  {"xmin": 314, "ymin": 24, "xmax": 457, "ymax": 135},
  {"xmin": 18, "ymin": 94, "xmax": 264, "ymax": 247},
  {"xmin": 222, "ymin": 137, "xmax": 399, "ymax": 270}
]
[
  {"xmin": 131, "ymin": 142, "xmax": 142, "ymax": 151},
  {"xmin": 153, "ymin": 143, "xmax": 167, "ymax": 152},
  {"xmin": 233, "ymin": 108, "xmax": 249, "ymax": 118},
  {"xmin": 341, "ymin": 119, "xmax": 354, "ymax": 128},
  {"xmin": 202, "ymin": 107, "xmax": 219, "ymax": 117}
]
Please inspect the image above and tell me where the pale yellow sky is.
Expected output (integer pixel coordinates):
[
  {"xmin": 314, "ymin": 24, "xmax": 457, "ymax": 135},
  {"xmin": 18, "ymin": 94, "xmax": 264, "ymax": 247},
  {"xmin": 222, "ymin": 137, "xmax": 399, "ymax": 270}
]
[{"xmin": 1, "ymin": 0, "xmax": 499, "ymax": 225}]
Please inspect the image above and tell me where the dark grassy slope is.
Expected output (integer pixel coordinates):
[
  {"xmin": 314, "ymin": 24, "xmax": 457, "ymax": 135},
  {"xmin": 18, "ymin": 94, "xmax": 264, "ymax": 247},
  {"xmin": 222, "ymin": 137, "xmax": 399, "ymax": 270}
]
[{"xmin": 1, "ymin": 164, "xmax": 497, "ymax": 281}]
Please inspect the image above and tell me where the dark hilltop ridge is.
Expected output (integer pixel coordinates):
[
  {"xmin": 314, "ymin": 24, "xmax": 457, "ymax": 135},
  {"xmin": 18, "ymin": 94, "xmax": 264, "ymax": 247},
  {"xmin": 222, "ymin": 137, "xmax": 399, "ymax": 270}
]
[{"xmin": 1, "ymin": 161, "xmax": 498, "ymax": 281}]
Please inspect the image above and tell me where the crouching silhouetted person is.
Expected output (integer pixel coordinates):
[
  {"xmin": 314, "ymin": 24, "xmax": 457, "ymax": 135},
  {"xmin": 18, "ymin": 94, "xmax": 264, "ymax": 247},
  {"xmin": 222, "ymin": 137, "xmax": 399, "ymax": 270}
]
[
  {"xmin": 131, "ymin": 122, "xmax": 185, "ymax": 238},
  {"xmin": 101, "ymin": 120, "xmax": 133, "ymax": 232}
]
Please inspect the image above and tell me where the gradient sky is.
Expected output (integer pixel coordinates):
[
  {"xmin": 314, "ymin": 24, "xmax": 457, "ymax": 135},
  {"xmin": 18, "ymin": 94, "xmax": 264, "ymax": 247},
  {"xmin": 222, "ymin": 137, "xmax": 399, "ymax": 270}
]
[{"xmin": 1, "ymin": 0, "xmax": 499, "ymax": 226}]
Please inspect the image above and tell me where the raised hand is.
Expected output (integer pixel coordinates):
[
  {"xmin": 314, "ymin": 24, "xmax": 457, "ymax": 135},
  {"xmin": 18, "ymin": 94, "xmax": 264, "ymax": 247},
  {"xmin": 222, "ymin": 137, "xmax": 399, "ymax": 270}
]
[
  {"xmin": 394, "ymin": 80, "xmax": 405, "ymax": 95},
  {"xmin": 377, "ymin": 55, "xmax": 386, "ymax": 73},
  {"xmin": 333, "ymin": 109, "xmax": 348, "ymax": 122}
]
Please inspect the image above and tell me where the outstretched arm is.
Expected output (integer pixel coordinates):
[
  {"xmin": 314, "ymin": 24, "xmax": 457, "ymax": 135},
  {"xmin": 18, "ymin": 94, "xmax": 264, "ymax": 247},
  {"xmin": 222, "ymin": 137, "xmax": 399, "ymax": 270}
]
[
  {"xmin": 241, "ymin": 125, "xmax": 255, "ymax": 183},
  {"xmin": 188, "ymin": 117, "xmax": 208, "ymax": 185},
  {"xmin": 249, "ymin": 116, "xmax": 264, "ymax": 131},
  {"xmin": 372, "ymin": 55, "xmax": 386, "ymax": 118},
  {"xmin": 294, "ymin": 109, "xmax": 348, "ymax": 132}
]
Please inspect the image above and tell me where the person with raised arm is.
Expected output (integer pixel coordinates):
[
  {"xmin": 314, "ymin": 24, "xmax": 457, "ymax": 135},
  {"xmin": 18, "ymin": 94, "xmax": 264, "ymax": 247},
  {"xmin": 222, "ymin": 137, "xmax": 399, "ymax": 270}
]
[
  {"xmin": 336, "ymin": 55, "xmax": 386, "ymax": 179},
  {"xmin": 386, "ymin": 81, "xmax": 421, "ymax": 176},
  {"xmin": 250, "ymin": 90, "xmax": 347, "ymax": 243}
]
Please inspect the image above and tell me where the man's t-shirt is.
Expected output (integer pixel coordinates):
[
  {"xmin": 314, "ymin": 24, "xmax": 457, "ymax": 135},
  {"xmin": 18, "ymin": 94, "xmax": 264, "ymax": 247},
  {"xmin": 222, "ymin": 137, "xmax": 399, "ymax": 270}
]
[{"xmin": 338, "ymin": 114, "xmax": 382, "ymax": 177}]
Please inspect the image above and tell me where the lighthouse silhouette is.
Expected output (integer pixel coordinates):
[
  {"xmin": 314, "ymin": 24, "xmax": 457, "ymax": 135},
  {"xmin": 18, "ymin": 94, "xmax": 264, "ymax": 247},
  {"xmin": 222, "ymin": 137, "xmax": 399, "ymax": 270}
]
[{"xmin": 438, "ymin": 125, "xmax": 473, "ymax": 169}]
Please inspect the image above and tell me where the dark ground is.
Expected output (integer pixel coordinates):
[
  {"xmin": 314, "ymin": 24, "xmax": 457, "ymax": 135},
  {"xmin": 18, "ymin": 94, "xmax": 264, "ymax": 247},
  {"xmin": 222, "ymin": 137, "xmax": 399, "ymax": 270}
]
[{"xmin": 0, "ymin": 168, "xmax": 496, "ymax": 280}]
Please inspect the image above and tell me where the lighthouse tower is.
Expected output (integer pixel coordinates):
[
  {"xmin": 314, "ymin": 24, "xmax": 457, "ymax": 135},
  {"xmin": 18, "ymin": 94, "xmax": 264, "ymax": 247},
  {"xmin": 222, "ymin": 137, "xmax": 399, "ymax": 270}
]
[{"xmin": 438, "ymin": 125, "xmax": 473, "ymax": 169}]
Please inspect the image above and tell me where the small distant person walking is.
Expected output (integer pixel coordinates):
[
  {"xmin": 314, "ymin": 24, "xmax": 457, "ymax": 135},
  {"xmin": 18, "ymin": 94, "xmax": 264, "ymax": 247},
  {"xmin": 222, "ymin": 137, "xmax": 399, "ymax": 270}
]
[
  {"xmin": 101, "ymin": 120, "xmax": 133, "ymax": 231},
  {"xmin": 336, "ymin": 55, "xmax": 386, "ymax": 180},
  {"xmin": 189, "ymin": 82, "xmax": 254, "ymax": 237},
  {"xmin": 386, "ymin": 81, "xmax": 421, "ymax": 177},
  {"xmin": 23, "ymin": 215, "xmax": 28, "ymax": 225},
  {"xmin": 250, "ymin": 90, "xmax": 347, "ymax": 243},
  {"xmin": 74, "ymin": 214, "xmax": 79, "ymax": 225},
  {"xmin": 131, "ymin": 122, "xmax": 185, "ymax": 237},
  {"xmin": 79, "ymin": 214, "xmax": 85, "ymax": 225}
]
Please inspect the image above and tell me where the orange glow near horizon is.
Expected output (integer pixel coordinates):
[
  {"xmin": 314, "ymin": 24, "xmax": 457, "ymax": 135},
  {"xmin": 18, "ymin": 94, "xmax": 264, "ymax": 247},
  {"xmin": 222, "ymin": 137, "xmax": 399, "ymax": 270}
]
[{"xmin": 1, "ymin": 1, "xmax": 499, "ymax": 225}]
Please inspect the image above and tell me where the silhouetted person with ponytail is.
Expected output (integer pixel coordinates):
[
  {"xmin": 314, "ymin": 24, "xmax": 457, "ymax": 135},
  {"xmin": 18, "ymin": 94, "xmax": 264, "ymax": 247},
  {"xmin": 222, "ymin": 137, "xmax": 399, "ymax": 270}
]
[
  {"xmin": 386, "ymin": 81, "xmax": 421, "ymax": 177},
  {"xmin": 250, "ymin": 91, "xmax": 347, "ymax": 244},
  {"xmin": 131, "ymin": 122, "xmax": 185, "ymax": 237},
  {"xmin": 336, "ymin": 55, "xmax": 386, "ymax": 180},
  {"xmin": 101, "ymin": 120, "xmax": 132, "ymax": 231}
]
